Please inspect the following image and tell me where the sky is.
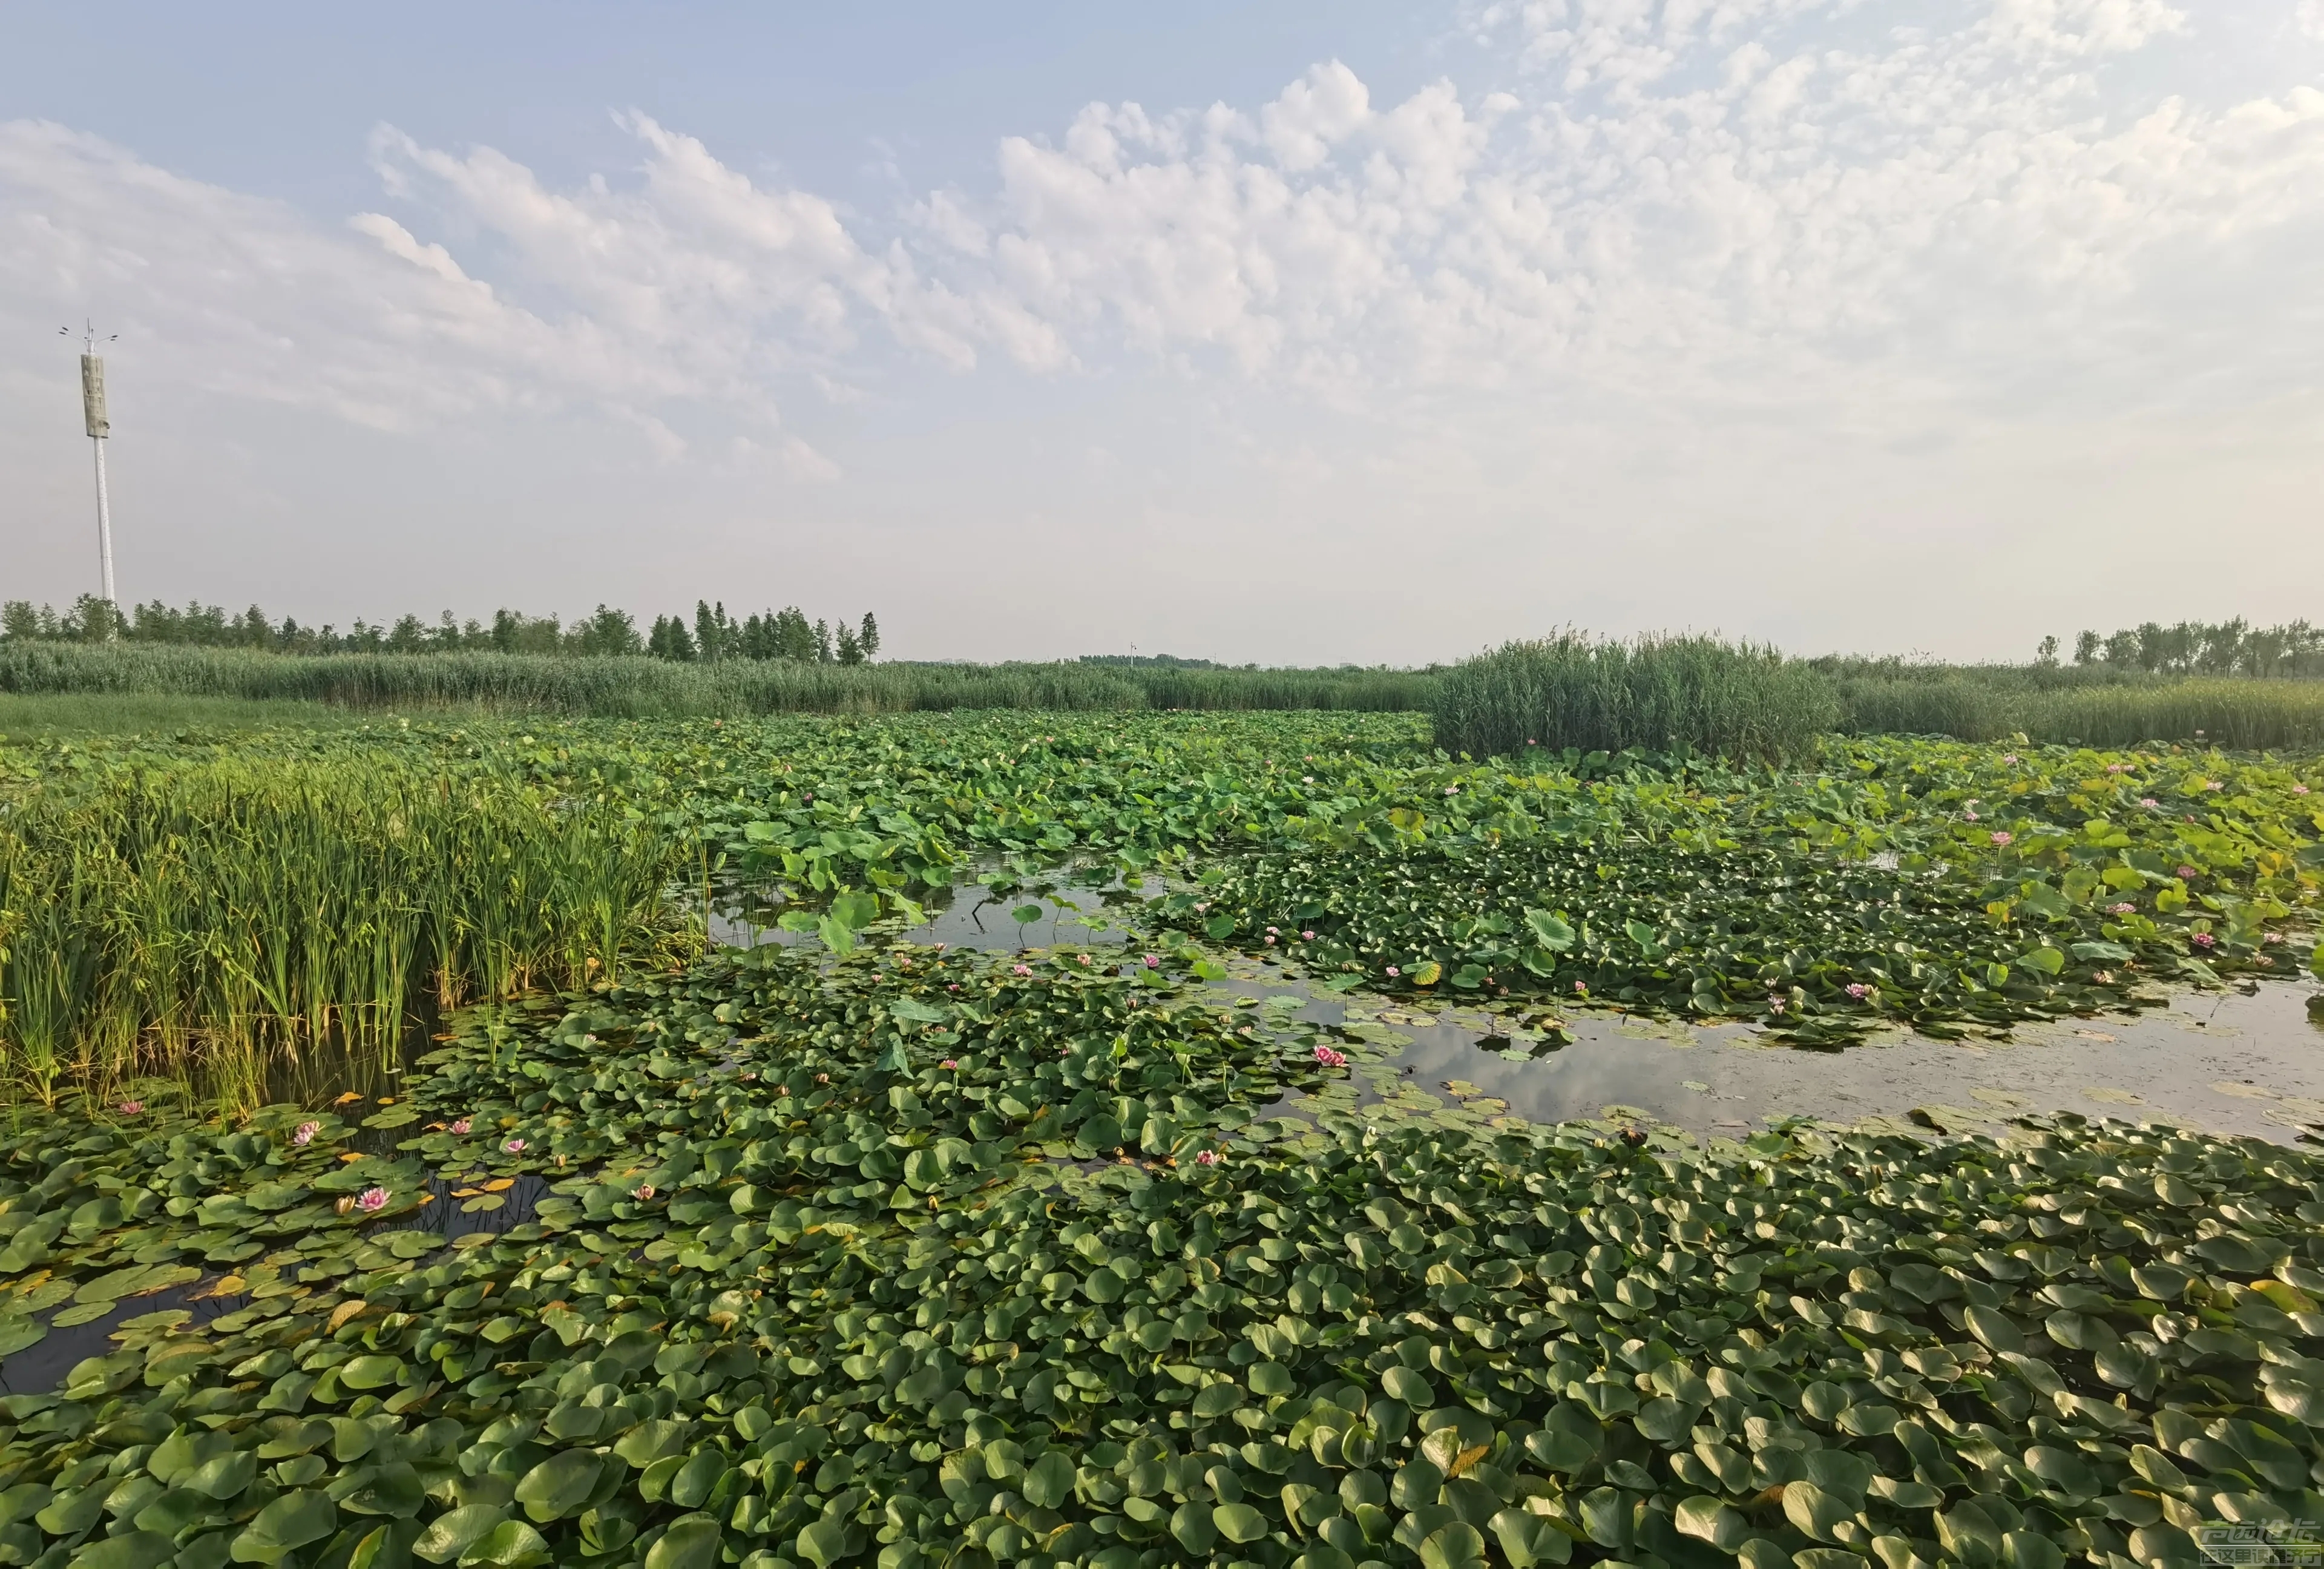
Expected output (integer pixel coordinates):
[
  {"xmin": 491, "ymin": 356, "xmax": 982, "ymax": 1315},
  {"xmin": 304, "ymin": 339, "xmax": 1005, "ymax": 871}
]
[{"xmin": 4, "ymin": 1, "xmax": 2323, "ymax": 666}]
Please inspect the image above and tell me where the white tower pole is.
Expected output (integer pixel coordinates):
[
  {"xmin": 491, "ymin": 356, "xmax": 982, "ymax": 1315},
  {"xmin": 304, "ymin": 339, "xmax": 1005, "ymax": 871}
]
[
  {"xmin": 92, "ymin": 431, "xmax": 114, "ymax": 605},
  {"xmin": 67, "ymin": 322, "xmax": 120, "ymax": 621}
]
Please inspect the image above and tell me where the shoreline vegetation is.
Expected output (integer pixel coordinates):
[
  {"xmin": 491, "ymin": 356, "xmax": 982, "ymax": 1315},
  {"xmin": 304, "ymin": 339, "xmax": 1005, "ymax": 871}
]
[{"xmin": 2, "ymin": 632, "xmax": 2324, "ymax": 746}]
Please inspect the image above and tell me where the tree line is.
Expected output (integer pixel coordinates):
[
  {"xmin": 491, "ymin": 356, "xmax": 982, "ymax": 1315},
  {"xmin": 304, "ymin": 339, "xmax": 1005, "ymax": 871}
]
[
  {"xmin": 0, "ymin": 596, "xmax": 882, "ymax": 663},
  {"xmin": 2037, "ymin": 618, "xmax": 2324, "ymax": 677}
]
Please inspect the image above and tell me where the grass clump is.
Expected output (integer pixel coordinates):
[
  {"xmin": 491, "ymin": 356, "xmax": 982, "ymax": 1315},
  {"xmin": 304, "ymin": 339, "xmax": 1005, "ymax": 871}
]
[
  {"xmin": 1432, "ymin": 634, "xmax": 1839, "ymax": 765},
  {"xmin": 0, "ymin": 752, "xmax": 686, "ymax": 1107}
]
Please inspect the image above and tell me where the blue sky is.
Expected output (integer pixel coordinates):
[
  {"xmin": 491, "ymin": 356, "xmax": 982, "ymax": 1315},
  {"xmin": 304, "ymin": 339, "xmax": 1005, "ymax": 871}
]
[{"xmin": 5, "ymin": 1, "xmax": 2323, "ymax": 662}]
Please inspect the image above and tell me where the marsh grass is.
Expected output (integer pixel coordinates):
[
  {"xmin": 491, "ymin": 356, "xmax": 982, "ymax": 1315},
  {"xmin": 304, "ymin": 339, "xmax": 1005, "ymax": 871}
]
[
  {"xmin": 0, "ymin": 643, "xmax": 1437, "ymax": 717},
  {"xmin": 0, "ymin": 754, "xmax": 687, "ymax": 1108},
  {"xmin": 1832, "ymin": 674, "xmax": 2324, "ymax": 749},
  {"xmin": 1432, "ymin": 633, "xmax": 1839, "ymax": 763},
  {"xmin": 0, "ymin": 691, "xmax": 380, "ymax": 737}
]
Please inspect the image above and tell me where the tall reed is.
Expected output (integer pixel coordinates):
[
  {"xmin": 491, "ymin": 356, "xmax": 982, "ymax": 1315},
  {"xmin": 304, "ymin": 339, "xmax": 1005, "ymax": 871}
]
[
  {"xmin": 1432, "ymin": 634, "xmax": 1839, "ymax": 764},
  {"xmin": 0, "ymin": 754, "xmax": 687, "ymax": 1107},
  {"xmin": 0, "ymin": 644, "xmax": 1440, "ymax": 717}
]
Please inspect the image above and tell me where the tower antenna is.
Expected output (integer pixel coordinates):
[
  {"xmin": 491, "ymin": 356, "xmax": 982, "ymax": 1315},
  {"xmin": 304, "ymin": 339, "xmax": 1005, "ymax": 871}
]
[{"xmin": 60, "ymin": 321, "xmax": 119, "ymax": 612}]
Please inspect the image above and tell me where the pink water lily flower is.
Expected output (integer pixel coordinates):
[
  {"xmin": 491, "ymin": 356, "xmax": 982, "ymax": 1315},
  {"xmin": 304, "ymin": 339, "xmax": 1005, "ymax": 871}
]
[
  {"xmin": 1767, "ymin": 996, "xmax": 1787, "ymax": 1014},
  {"xmin": 1845, "ymin": 984, "xmax": 1870, "ymax": 999},
  {"xmin": 1195, "ymin": 1150, "xmax": 1220, "ymax": 1166},
  {"xmin": 1313, "ymin": 1045, "xmax": 1348, "ymax": 1068},
  {"xmin": 1143, "ymin": 955, "xmax": 1160, "ymax": 969},
  {"xmin": 1077, "ymin": 953, "xmax": 1092, "ymax": 965},
  {"xmin": 940, "ymin": 1059, "xmax": 958, "ymax": 1070},
  {"xmin": 633, "ymin": 1184, "xmax": 655, "ymax": 1202},
  {"xmin": 1385, "ymin": 966, "xmax": 1400, "ymax": 978},
  {"xmin": 1989, "ymin": 831, "xmax": 2013, "ymax": 847},
  {"xmin": 1266, "ymin": 927, "xmax": 1279, "ymax": 935},
  {"xmin": 2191, "ymin": 932, "xmax": 2216, "ymax": 949},
  {"xmin": 2140, "ymin": 798, "xmax": 2159, "ymax": 809},
  {"xmin": 2003, "ymin": 754, "xmax": 2019, "ymax": 764},
  {"xmin": 1012, "ymin": 964, "xmax": 1031, "ymax": 976},
  {"xmin": 117, "ymin": 1100, "xmax": 144, "ymax": 1115},
  {"xmin": 449, "ymin": 1118, "xmax": 471, "ymax": 1135},
  {"xmin": 2107, "ymin": 903, "xmax": 2135, "ymax": 915},
  {"xmin": 1301, "ymin": 930, "xmax": 1316, "ymax": 941},
  {"xmin": 2296, "ymin": 784, "xmax": 2311, "ymax": 795},
  {"xmin": 1264, "ymin": 935, "xmax": 1277, "ymax": 946},
  {"xmin": 2177, "ymin": 866, "xmax": 2199, "ymax": 880},
  {"xmin": 294, "ymin": 1121, "xmax": 322, "ymax": 1145},
  {"xmin": 503, "ymin": 1138, "xmax": 527, "ymax": 1154},
  {"xmin": 356, "ymin": 1187, "xmax": 389, "ymax": 1213},
  {"xmin": 2202, "ymin": 780, "xmax": 2222, "ymax": 791}
]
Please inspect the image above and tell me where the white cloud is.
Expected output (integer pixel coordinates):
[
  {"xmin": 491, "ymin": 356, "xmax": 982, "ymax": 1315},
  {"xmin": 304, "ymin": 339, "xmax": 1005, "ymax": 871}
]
[{"xmin": 4, "ymin": 0, "xmax": 2323, "ymax": 519}]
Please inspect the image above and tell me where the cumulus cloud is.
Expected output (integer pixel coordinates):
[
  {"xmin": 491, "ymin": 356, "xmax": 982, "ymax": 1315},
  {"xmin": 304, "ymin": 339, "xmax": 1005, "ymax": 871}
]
[{"xmin": 5, "ymin": 0, "xmax": 2323, "ymax": 453}]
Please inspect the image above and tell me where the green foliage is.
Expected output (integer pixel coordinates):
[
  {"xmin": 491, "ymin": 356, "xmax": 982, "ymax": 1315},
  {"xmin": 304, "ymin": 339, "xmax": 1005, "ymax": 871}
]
[
  {"xmin": 1433, "ymin": 635, "xmax": 1839, "ymax": 765},
  {"xmin": 1161, "ymin": 734, "xmax": 2322, "ymax": 1042},
  {"xmin": 1, "ymin": 946, "xmax": 2320, "ymax": 1569},
  {"xmin": 1831, "ymin": 676, "xmax": 2324, "ymax": 751}
]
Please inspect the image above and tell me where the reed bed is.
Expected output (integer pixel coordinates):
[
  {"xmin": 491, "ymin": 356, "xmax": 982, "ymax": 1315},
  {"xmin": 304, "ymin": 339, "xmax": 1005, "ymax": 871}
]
[
  {"xmin": 1431, "ymin": 633, "xmax": 1839, "ymax": 763},
  {"xmin": 1831, "ymin": 675, "xmax": 2324, "ymax": 749},
  {"xmin": 0, "ymin": 752, "xmax": 686, "ymax": 1107},
  {"xmin": 0, "ymin": 643, "xmax": 1437, "ymax": 717}
]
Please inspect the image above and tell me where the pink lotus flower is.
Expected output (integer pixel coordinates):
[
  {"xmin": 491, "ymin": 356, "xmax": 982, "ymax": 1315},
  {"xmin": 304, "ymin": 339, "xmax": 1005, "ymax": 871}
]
[
  {"xmin": 1143, "ymin": 955, "xmax": 1160, "ymax": 969},
  {"xmin": 1386, "ymin": 966, "xmax": 1400, "ymax": 978},
  {"xmin": 2264, "ymin": 932, "xmax": 2284, "ymax": 944},
  {"xmin": 2140, "ymin": 798, "xmax": 2159, "ymax": 809},
  {"xmin": 1195, "ymin": 1150, "xmax": 1219, "ymax": 1166},
  {"xmin": 356, "ymin": 1187, "xmax": 389, "ymax": 1213},
  {"xmin": 2191, "ymin": 932, "xmax": 2216, "ymax": 949},
  {"xmin": 2296, "ymin": 784, "xmax": 2311, "ymax": 795},
  {"xmin": 1573, "ymin": 981, "xmax": 1587, "ymax": 994},
  {"xmin": 934, "ymin": 942, "xmax": 948, "ymax": 952},
  {"xmin": 1077, "ymin": 953, "xmax": 1091, "ymax": 965},
  {"xmin": 1767, "ymin": 996, "xmax": 1787, "ymax": 1014},
  {"xmin": 1444, "ymin": 786, "xmax": 1459, "ymax": 795},
  {"xmin": 940, "ymin": 1059, "xmax": 957, "ymax": 1070},
  {"xmin": 1964, "ymin": 811, "xmax": 1979, "ymax": 822},
  {"xmin": 2178, "ymin": 866, "xmax": 2199, "ymax": 880},
  {"xmin": 1265, "ymin": 927, "xmax": 1279, "ymax": 935},
  {"xmin": 1989, "ymin": 831, "xmax": 2013, "ymax": 846},
  {"xmin": 1301, "ymin": 930, "xmax": 1316, "ymax": 941},
  {"xmin": 1313, "ymin": 1045, "xmax": 1348, "ymax": 1068},
  {"xmin": 294, "ymin": 1121, "xmax": 321, "ymax": 1145},
  {"xmin": 449, "ymin": 1118, "xmax": 471, "ymax": 1135},
  {"xmin": 504, "ymin": 1138, "xmax": 526, "ymax": 1154},
  {"xmin": 1264, "ymin": 935, "xmax": 1277, "ymax": 945},
  {"xmin": 633, "ymin": 1184, "xmax": 655, "ymax": 1201},
  {"xmin": 117, "ymin": 1100, "xmax": 143, "ymax": 1115},
  {"xmin": 947, "ymin": 983, "xmax": 959, "ymax": 992},
  {"xmin": 2092, "ymin": 971, "xmax": 2114, "ymax": 984},
  {"xmin": 1012, "ymin": 964, "xmax": 1031, "ymax": 976},
  {"xmin": 1845, "ymin": 983, "xmax": 1869, "ymax": 999},
  {"xmin": 1193, "ymin": 902, "xmax": 1210, "ymax": 913},
  {"xmin": 2003, "ymin": 754, "xmax": 2020, "ymax": 764},
  {"xmin": 2108, "ymin": 903, "xmax": 2135, "ymax": 915}
]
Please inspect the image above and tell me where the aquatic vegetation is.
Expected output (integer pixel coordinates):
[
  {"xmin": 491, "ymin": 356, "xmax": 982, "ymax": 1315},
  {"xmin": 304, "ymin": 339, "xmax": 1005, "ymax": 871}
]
[
  {"xmin": 1163, "ymin": 735, "xmax": 2324, "ymax": 1044},
  {"xmin": 5, "ymin": 715, "xmax": 2318, "ymax": 1094},
  {"xmin": 1434, "ymin": 637, "xmax": 1839, "ymax": 766},
  {"xmin": 1, "ymin": 947, "xmax": 2321, "ymax": 1568},
  {"xmin": 0, "ymin": 750, "xmax": 688, "ymax": 1105}
]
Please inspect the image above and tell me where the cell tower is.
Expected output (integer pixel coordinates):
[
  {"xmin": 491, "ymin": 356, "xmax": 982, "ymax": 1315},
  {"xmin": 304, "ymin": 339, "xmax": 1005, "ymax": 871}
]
[{"xmin": 61, "ymin": 321, "xmax": 119, "ymax": 605}]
